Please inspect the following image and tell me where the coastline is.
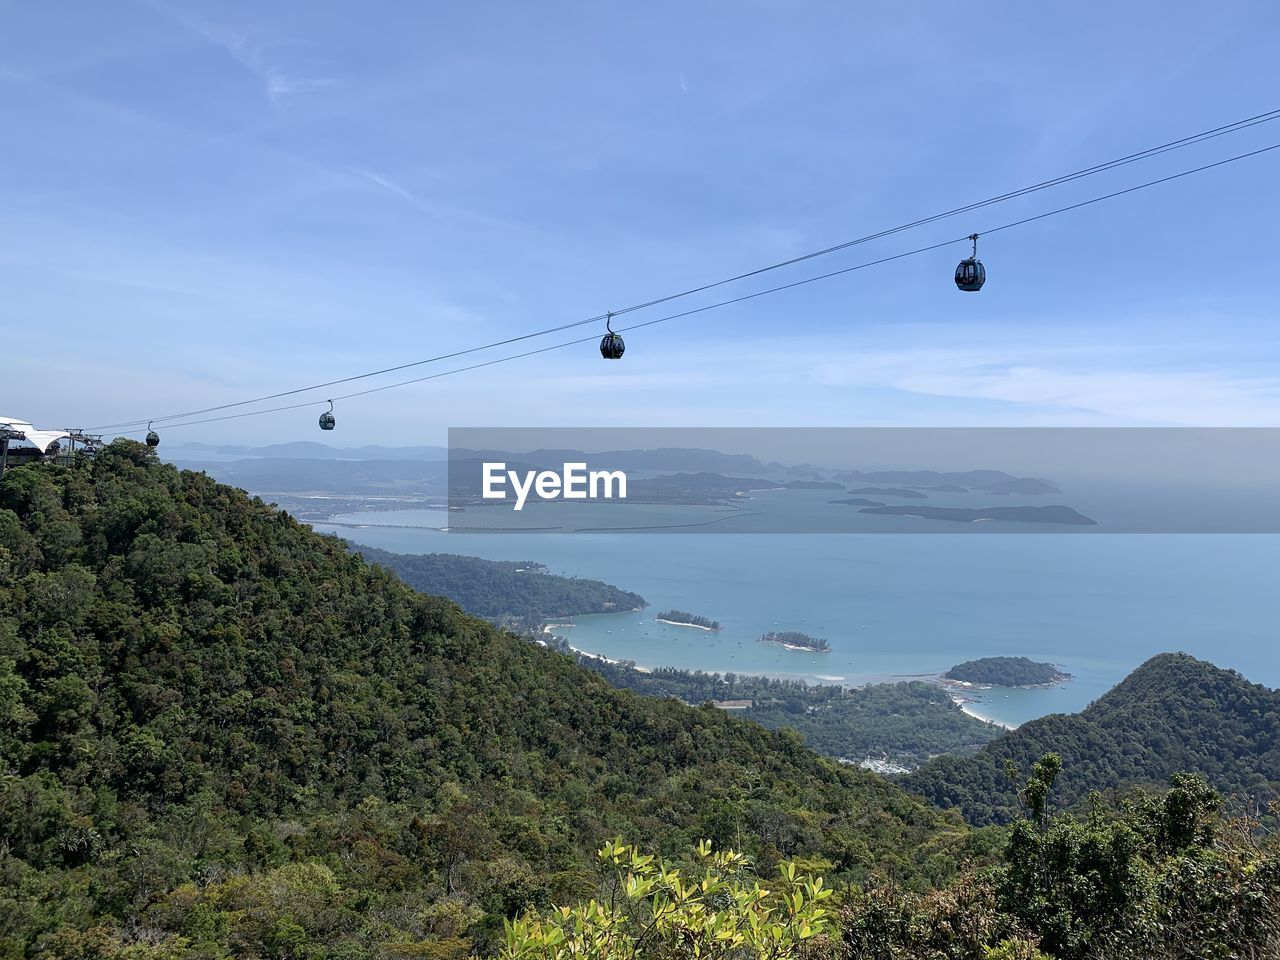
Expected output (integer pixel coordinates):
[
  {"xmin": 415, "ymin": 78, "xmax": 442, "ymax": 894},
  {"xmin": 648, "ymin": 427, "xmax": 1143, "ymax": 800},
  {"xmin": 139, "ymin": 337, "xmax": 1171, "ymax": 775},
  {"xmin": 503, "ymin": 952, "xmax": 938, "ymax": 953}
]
[
  {"xmin": 552, "ymin": 628, "xmax": 1019, "ymax": 730},
  {"xmin": 959, "ymin": 703, "xmax": 1017, "ymax": 731},
  {"xmin": 539, "ymin": 624, "xmax": 653, "ymax": 673},
  {"xmin": 947, "ymin": 694, "xmax": 1017, "ymax": 730},
  {"xmin": 566, "ymin": 642, "xmax": 652, "ymax": 674},
  {"xmin": 655, "ymin": 618, "xmax": 718, "ymax": 632},
  {"xmin": 539, "ymin": 618, "xmax": 1058, "ymax": 729},
  {"xmin": 762, "ymin": 640, "xmax": 831, "ymax": 654},
  {"xmin": 940, "ymin": 675, "xmax": 1070, "ymax": 693}
]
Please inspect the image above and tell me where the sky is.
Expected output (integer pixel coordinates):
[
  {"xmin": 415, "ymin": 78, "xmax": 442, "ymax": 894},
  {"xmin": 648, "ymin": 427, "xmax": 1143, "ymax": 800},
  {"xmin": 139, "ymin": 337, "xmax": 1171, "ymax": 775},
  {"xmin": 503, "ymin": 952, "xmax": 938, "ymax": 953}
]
[{"xmin": 4, "ymin": 0, "xmax": 1280, "ymax": 446}]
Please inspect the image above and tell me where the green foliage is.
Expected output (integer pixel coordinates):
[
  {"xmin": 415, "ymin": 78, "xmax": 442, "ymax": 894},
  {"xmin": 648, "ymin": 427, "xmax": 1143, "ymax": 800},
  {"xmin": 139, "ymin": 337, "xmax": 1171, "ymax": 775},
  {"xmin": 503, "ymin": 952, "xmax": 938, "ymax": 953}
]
[
  {"xmin": 654, "ymin": 610, "xmax": 720, "ymax": 630},
  {"xmin": 4, "ymin": 446, "xmax": 1277, "ymax": 959},
  {"xmin": 944, "ymin": 657, "xmax": 1068, "ymax": 687},
  {"xmin": 760, "ymin": 632, "xmax": 830, "ymax": 653},
  {"xmin": 567, "ymin": 655, "xmax": 1001, "ymax": 770},
  {"xmin": 837, "ymin": 874, "xmax": 1020, "ymax": 960},
  {"xmin": 906, "ymin": 653, "xmax": 1280, "ymax": 825},
  {"xmin": 502, "ymin": 840, "xmax": 833, "ymax": 960},
  {"xmin": 356, "ymin": 546, "xmax": 645, "ymax": 625},
  {"xmin": 834, "ymin": 768, "xmax": 1279, "ymax": 960},
  {"xmin": 992, "ymin": 759, "xmax": 1279, "ymax": 959},
  {"xmin": 746, "ymin": 683, "xmax": 1001, "ymax": 770},
  {"xmin": 1019, "ymin": 753, "xmax": 1062, "ymax": 824},
  {"xmin": 0, "ymin": 445, "xmax": 961, "ymax": 954},
  {"xmin": 982, "ymin": 940, "xmax": 1051, "ymax": 960}
]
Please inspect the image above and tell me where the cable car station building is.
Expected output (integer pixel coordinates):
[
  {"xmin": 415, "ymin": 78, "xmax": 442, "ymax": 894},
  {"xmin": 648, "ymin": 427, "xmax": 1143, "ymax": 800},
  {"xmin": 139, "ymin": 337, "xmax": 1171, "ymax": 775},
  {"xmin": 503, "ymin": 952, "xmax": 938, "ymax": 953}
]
[{"xmin": 0, "ymin": 417, "xmax": 102, "ymax": 475}]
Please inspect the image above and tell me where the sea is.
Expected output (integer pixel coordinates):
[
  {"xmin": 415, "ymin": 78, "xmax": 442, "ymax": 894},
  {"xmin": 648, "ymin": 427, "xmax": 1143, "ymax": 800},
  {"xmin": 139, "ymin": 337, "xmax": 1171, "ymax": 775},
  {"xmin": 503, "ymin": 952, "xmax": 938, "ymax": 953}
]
[{"xmin": 315, "ymin": 509, "xmax": 1280, "ymax": 729}]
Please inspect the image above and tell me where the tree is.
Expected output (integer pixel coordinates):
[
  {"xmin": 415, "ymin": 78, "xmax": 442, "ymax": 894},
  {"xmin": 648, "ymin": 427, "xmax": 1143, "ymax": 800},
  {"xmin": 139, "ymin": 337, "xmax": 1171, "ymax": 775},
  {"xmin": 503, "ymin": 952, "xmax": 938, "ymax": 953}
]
[{"xmin": 502, "ymin": 840, "xmax": 833, "ymax": 960}]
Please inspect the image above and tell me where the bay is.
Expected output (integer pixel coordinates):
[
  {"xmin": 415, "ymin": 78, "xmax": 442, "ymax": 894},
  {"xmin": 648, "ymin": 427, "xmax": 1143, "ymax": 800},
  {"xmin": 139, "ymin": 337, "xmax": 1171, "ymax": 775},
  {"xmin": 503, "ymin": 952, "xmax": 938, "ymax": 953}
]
[{"xmin": 317, "ymin": 510, "xmax": 1280, "ymax": 728}]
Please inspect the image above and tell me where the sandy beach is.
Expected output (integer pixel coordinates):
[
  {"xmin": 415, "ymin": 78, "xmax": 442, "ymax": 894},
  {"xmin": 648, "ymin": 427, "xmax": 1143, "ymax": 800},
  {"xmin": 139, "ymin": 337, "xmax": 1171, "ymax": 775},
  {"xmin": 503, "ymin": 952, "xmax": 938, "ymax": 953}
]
[
  {"xmin": 765, "ymin": 640, "xmax": 830, "ymax": 653},
  {"xmin": 568, "ymin": 644, "xmax": 651, "ymax": 673},
  {"xmin": 951, "ymin": 695, "xmax": 1017, "ymax": 730},
  {"xmin": 655, "ymin": 618, "xmax": 718, "ymax": 631}
]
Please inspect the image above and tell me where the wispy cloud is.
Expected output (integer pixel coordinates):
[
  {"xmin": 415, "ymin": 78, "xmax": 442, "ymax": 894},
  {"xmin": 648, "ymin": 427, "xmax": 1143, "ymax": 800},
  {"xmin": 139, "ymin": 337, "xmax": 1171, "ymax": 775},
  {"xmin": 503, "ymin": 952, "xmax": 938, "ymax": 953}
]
[
  {"xmin": 144, "ymin": 2, "xmax": 336, "ymax": 106},
  {"xmin": 211, "ymin": 31, "xmax": 337, "ymax": 105},
  {"xmin": 895, "ymin": 363, "xmax": 1280, "ymax": 427},
  {"xmin": 813, "ymin": 340, "xmax": 1280, "ymax": 426},
  {"xmin": 348, "ymin": 166, "xmax": 535, "ymax": 236},
  {"xmin": 355, "ymin": 168, "xmax": 419, "ymax": 202},
  {"xmin": 512, "ymin": 332, "xmax": 1280, "ymax": 428}
]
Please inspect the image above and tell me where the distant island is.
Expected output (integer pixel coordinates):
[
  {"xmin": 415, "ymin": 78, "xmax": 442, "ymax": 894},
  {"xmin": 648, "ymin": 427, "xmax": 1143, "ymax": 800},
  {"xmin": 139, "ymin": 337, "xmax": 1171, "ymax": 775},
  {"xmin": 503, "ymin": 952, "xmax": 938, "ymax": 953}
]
[
  {"xmin": 859, "ymin": 505, "xmax": 1097, "ymax": 525},
  {"xmin": 982, "ymin": 478, "xmax": 1061, "ymax": 495},
  {"xmin": 778, "ymin": 479, "xmax": 846, "ymax": 490},
  {"xmin": 760, "ymin": 631, "xmax": 831, "ymax": 653},
  {"xmin": 944, "ymin": 656, "xmax": 1071, "ymax": 688},
  {"xmin": 849, "ymin": 486, "xmax": 929, "ymax": 499},
  {"xmin": 836, "ymin": 469, "xmax": 1059, "ymax": 493},
  {"xmin": 829, "ymin": 497, "xmax": 886, "ymax": 507},
  {"xmin": 656, "ymin": 609, "xmax": 721, "ymax": 631}
]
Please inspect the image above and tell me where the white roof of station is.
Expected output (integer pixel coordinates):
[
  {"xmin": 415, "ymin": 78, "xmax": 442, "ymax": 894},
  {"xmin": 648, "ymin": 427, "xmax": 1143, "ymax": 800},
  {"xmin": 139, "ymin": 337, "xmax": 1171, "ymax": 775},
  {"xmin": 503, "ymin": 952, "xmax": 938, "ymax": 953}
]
[{"xmin": 0, "ymin": 417, "xmax": 71, "ymax": 453}]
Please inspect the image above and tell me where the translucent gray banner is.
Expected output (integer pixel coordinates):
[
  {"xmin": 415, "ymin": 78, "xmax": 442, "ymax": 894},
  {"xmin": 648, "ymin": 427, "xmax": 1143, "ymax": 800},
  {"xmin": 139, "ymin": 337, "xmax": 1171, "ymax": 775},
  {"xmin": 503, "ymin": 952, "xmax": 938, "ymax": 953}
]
[{"xmin": 446, "ymin": 428, "xmax": 1280, "ymax": 533}]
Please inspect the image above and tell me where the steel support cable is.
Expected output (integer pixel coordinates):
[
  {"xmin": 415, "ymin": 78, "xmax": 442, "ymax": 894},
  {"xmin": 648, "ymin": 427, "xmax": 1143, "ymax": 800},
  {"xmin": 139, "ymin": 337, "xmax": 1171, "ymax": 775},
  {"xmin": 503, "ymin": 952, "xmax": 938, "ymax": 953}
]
[{"xmin": 85, "ymin": 108, "xmax": 1280, "ymax": 432}]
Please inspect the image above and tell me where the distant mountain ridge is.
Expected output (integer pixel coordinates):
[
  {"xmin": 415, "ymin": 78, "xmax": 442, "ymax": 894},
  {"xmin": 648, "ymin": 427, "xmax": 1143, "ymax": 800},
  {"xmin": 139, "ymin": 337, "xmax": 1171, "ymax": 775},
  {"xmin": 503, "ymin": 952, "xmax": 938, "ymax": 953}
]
[
  {"xmin": 171, "ymin": 447, "xmax": 1066, "ymax": 513},
  {"xmin": 167, "ymin": 440, "xmax": 449, "ymax": 460},
  {"xmin": 450, "ymin": 446, "xmax": 781, "ymax": 473},
  {"xmin": 172, "ymin": 456, "xmax": 448, "ymax": 494},
  {"xmin": 904, "ymin": 652, "xmax": 1280, "ymax": 824}
]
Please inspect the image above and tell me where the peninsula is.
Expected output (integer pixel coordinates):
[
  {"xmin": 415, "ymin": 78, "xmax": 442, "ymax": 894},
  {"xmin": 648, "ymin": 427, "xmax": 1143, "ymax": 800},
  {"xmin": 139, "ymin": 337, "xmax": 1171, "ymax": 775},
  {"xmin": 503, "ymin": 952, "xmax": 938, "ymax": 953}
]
[{"xmin": 849, "ymin": 486, "xmax": 929, "ymax": 499}]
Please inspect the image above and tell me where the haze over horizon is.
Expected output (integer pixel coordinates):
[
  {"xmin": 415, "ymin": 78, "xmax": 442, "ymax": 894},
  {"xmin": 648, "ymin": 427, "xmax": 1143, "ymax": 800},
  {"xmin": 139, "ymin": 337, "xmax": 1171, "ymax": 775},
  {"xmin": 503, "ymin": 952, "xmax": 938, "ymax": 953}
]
[{"xmin": 6, "ymin": 1, "xmax": 1280, "ymax": 443}]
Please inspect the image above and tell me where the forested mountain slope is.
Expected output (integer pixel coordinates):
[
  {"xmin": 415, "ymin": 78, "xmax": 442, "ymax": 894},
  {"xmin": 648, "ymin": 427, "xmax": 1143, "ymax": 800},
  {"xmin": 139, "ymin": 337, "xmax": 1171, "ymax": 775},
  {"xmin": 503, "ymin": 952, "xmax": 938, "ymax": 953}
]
[
  {"xmin": 0, "ymin": 445, "xmax": 965, "ymax": 954},
  {"xmin": 904, "ymin": 652, "xmax": 1280, "ymax": 825}
]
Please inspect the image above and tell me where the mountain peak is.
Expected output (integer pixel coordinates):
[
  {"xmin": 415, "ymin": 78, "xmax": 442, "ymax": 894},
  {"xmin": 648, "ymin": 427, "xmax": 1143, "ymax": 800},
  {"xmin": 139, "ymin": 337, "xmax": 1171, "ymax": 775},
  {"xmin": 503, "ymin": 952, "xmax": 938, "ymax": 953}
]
[{"xmin": 906, "ymin": 650, "xmax": 1280, "ymax": 825}]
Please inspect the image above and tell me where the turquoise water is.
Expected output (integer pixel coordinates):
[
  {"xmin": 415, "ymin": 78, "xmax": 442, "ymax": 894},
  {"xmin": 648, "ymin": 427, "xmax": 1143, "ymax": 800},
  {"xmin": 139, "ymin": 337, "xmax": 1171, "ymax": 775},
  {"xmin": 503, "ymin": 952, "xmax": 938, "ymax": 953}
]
[{"xmin": 316, "ymin": 510, "xmax": 1280, "ymax": 728}]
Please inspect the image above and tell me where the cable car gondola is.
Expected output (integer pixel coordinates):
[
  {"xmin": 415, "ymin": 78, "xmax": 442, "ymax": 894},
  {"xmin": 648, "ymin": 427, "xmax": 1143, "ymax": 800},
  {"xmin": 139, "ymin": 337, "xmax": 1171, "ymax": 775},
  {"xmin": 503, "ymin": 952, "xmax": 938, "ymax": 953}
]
[
  {"xmin": 954, "ymin": 233, "xmax": 986, "ymax": 292},
  {"xmin": 319, "ymin": 400, "xmax": 336, "ymax": 431},
  {"xmin": 599, "ymin": 312, "xmax": 625, "ymax": 360},
  {"xmin": 145, "ymin": 422, "xmax": 160, "ymax": 447}
]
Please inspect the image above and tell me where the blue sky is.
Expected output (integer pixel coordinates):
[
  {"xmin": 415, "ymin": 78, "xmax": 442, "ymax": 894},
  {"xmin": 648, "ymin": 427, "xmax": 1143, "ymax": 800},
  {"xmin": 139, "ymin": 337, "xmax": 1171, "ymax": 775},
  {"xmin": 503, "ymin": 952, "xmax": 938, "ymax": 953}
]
[{"xmin": 4, "ymin": 1, "xmax": 1280, "ymax": 445}]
